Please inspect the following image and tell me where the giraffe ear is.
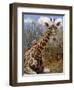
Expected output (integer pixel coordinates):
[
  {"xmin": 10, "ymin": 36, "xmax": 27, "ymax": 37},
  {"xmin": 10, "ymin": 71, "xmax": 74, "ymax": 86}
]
[
  {"xmin": 45, "ymin": 22, "xmax": 49, "ymax": 27},
  {"xmin": 56, "ymin": 22, "xmax": 61, "ymax": 26}
]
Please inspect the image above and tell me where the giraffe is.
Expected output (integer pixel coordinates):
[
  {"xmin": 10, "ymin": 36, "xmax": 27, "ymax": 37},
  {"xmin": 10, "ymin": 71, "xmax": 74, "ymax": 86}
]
[{"xmin": 24, "ymin": 19, "xmax": 62, "ymax": 74}]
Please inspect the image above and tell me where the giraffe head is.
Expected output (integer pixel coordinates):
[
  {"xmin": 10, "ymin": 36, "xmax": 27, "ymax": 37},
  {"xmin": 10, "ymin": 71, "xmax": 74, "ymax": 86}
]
[
  {"xmin": 38, "ymin": 17, "xmax": 62, "ymax": 35},
  {"xmin": 44, "ymin": 18, "xmax": 63, "ymax": 40},
  {"xmin": 39, "ymin": 17, "xmax": 62, "ymax": 34}
]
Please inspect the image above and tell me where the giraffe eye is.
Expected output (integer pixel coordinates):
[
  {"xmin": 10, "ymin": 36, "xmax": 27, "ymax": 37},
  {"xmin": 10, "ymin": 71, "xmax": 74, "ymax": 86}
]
[
  {"xmin": 55, "ymin": 26, "xmax": 57, "ymax": 29},
  {"xmin": 49, "ymin": 27, "xmax": 51, "ymax": 29},
  {"xmin": 48, "ymin": 27, "xmax": 51, "ymax": 29}
]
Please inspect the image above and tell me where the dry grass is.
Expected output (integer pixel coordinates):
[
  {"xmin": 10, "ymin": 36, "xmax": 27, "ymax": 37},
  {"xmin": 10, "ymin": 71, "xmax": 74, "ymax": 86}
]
[{"xmin": 42, "ymin": 46, "xmax": 63, "ymax": 73}]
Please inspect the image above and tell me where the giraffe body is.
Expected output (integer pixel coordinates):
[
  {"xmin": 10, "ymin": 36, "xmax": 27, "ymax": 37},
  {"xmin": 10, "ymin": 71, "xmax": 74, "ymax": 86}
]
[{"xmin": 24, "ymin": 19, "xmax": 62, "ymax": 74}]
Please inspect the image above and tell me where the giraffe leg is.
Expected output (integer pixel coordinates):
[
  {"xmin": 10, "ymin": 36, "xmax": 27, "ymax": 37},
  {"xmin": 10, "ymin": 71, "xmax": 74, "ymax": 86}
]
[
  {"xmin": 24, "ymin": 66, "xmax": 37, "ymax": 74},
  {"xmin": 43, "ymin": 68, "xmax": 50, "ymax": 73}
]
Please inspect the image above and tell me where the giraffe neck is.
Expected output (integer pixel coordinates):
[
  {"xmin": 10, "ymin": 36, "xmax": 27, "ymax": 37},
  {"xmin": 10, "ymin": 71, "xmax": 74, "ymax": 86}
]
[{"xmin": 35, "ymin": 30, "xmax": 51, "ymax": 52}]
